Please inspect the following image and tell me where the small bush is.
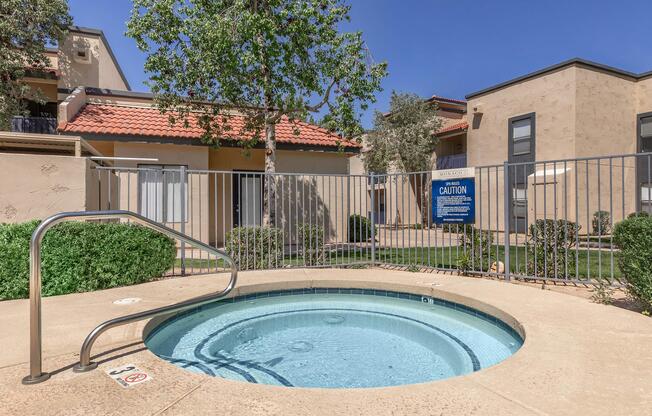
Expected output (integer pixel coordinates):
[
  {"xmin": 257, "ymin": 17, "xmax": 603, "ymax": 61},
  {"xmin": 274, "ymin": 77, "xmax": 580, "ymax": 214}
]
[
  {"xmin": 348, "ymin": 214, "xmax": 376, "ymax": 242},
  {"xmin": 458, "ymin": 225, "xmax": 494, "ymax": 272},
  {"xmin": 0, "ymin": 220, "xmax": 177, "ymax": 300},
  {"xmin": 441, "ymin": 223, "xmax": 469, "ymax": 233},
  {"xmin": 590, "ymin": 279, "xmax": 615, "ymax": 305},
  {"xmin": 526, "ymin": 219, "xmax": 579, "ymax": 278},
  {"xmin": 456, "ymin": 252, "xmax": 472, "ymax": 275},
  {"xmin": 592, "ymin": 210, "xmax": 611, "ymax": 236},
  {"xmin": 298, "ymin": 223, "xmax": 325, "ymax": 266},
  {"xmin": 628, "ymin": 211, "xmax": 650, "ymax": 219},
  {"xmin": 613, "ymin": 216, "xmax": 652, "ymax": 311},
  {"xmin": 226, "ymin": 226, "xmax": 283, "ymax": 270}
]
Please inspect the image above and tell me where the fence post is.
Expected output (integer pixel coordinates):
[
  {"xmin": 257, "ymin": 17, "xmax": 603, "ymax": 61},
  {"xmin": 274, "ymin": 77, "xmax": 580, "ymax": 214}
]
[
  {"xmin": 180, "ymin": 165, "xmax": 187, "ymax": 276},
  {"xmin": 503, "ymin": 161, "xmax": 511, "ymax": 281},
  {"xmin": 370, "ymin": 174, "xmax": 376, "ymax": 265}
]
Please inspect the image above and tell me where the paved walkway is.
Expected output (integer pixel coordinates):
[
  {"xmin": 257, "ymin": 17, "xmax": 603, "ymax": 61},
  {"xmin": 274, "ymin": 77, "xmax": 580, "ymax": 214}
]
[{"xmin": 1, "ymin": 268, "xmax": 650, "ymax": 415}]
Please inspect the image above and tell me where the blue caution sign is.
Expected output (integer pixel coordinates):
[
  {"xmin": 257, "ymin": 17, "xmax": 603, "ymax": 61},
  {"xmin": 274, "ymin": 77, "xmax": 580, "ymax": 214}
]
[{"xmin": 431, "ymin": 177, "xmax": 475, "ymax": 224}]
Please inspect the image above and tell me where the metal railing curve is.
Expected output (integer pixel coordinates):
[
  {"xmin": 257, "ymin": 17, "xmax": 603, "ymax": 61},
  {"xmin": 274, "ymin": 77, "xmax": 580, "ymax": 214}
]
[{"xmin": 22, "ymin": 210, "xmax": 238, "ymax": 385}]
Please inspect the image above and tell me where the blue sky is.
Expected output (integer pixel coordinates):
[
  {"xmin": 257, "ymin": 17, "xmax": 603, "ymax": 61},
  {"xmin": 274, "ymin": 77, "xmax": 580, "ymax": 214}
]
[{"xmin": 69, "ymin": 0, "xmax": 652, "ymax": 128}]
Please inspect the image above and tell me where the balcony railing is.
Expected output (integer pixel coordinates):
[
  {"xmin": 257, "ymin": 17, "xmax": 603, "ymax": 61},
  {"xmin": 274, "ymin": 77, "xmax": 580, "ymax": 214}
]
[
  {"xmin": 11, "ymin": 116, "xmax": 57, "ymax": 134},
  {"xmin": 436, "ymin": 153, "xmax": 467, "ymax": 170}
]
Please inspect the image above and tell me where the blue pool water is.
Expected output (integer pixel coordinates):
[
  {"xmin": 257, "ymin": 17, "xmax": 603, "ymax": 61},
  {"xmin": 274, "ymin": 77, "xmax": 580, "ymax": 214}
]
[{"xmin": 145, "ymin": 289, "xmax": 523, "ymax": 388}]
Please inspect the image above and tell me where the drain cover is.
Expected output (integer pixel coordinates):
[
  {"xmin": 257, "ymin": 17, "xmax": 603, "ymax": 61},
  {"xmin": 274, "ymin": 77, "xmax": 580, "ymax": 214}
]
[{"xmin": 288, "ymin": 341, "xmax": 314, "ymax": 353}]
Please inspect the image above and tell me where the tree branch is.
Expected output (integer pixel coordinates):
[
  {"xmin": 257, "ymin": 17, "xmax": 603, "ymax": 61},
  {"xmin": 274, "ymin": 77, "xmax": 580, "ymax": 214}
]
[{"xmin": 305, "ymin": 78, "xmax": 337, "ymax": 112}]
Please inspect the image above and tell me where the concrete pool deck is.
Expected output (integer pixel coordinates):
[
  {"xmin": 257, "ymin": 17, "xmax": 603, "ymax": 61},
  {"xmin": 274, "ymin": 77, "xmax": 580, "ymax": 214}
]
[{"xmin": 0, "ymin": 268, "xmax": 650, "ymax": 415}]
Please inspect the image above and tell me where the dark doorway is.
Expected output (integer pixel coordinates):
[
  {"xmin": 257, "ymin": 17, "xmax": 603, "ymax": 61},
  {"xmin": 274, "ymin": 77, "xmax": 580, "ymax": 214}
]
[{"xmin": 232, "ymin": 171, "xmax": 264, "ymax": 227}]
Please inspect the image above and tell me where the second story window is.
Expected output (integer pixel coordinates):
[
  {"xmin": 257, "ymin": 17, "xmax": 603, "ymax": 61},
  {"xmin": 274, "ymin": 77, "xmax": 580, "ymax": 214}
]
[
  {"xmin": 639, "ymin": 114, "xmax": 652, "ymax": 153},
  {"xmin": 510, "ymin": 115, "xmax": 535, "ymax": 156}
]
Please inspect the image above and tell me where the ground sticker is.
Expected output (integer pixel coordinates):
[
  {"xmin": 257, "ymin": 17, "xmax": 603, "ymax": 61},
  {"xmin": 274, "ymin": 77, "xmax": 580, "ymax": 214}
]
[{"xmin": 105, "ymin": 364, "xmax": 152, "ymax": 388}]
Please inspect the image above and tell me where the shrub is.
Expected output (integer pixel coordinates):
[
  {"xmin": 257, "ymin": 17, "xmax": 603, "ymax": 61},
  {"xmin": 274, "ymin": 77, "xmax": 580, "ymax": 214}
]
[
  {"xmin": 348, "ymin": 214, "xmax": 376, "ymax": 242},
  {"xmin": 0, "ymin": 220, "xmax": 176, "ymax": 300},
  {"xmin": 442, "ymin": 223, "xmax": 475, "ymax": 233},
  {"xmin": 456, "ymin": 252, "xmax": 472, "ymax": 275},
  {"xmin": 225, "ymin": 226, "xmax": 284, "ymax": 270},
  {"xmin": 613, "ymin": 216, "xmax": 652, "ymax": 311},
  {"xmin": 592, "ymin": 210, "xmax": 611, "ymax": 236},
  {"xmin": 526, "ymin": 219, "xmax": 579, "ymax": 278},
  {"xmin": 298, "ymin": 223, "xmax": 325, "ymax": 266},
  {"xmin": 458, "ymin": 225, "xmax": 494, "ymax": 272},
  {"xmin": 627, "ymin": 211, "xmax": 650, "ymax": 219}
]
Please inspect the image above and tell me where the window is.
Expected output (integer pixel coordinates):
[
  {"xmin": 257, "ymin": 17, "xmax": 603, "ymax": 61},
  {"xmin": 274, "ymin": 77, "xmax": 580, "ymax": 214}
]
[
  {"xmin": 512, "ymin": 187, "xmax": 527, "ymax": 201},
  {"xmin": 511, "ymin": 117, "xmax": 533, "ymax": 156},
  {"xmin": 642, "ymin": 183, "xmax": 652, "ymax": 214},
  {"xmin": 640, "ymin": 115, "xmax": 652, "ymax": 153},
  {"xmin": 138, "ymin": 165, "xmax": 188, "ymax": 223},
  {"xmin": 512, "ymin": 185, "xmax": 528, "ymax": 218}
]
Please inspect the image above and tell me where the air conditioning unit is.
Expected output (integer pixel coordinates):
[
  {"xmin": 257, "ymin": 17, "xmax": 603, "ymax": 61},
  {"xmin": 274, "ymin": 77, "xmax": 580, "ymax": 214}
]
[{"xmin": 73, "ymin": 47, "xmax": 92, "ymax": 64}]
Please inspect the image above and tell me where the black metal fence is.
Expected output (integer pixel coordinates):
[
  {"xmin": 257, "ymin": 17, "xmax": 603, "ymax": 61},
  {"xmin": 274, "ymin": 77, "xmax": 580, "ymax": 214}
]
[{"xmin": 11, "ymin": 117, "xmax": 57, "ymax": 134}]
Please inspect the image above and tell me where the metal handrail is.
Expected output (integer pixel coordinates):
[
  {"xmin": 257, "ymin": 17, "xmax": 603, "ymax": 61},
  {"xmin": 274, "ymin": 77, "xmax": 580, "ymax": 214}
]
[{"xmin": 21, "ymin": 210, "xmax": 238, "ymax": 385}]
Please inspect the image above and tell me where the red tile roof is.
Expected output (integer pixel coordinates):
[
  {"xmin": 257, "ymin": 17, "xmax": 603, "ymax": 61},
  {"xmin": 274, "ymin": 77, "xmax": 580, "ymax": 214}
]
[
  {"xmin": 59, "ymin": 104, "xmax": 361, "ymax": 149},
  {"xmin": 428, "ymin": 95, "xmax": 467, "ymax": 105},
  {"xmin": 437, "ymin": 121, "xmax": 469, "ymax": 135}
]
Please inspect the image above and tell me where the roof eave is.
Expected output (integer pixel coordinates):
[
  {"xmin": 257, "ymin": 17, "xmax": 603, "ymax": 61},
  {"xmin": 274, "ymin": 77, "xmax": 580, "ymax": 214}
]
[
  {"xmin": 64, "ymin": 131, "xmax": 361, "ymax": 153},
  {"xmin": 465, "ymin": 58, "xmax": 647, "ymax": 100}
]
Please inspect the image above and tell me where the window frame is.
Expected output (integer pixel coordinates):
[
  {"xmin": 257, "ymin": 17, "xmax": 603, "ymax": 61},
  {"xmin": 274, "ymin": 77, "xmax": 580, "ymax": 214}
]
[
  {"xmin": 508, "ymin": 112, "xmax": 536, "ymax": 158},
  {"xmin": 137, "ymin": 164, "xmax": 188, "ymax": 224},
  {"xmin": 637, "ymin": 111, "xmax": 652, "ymax": 154}
]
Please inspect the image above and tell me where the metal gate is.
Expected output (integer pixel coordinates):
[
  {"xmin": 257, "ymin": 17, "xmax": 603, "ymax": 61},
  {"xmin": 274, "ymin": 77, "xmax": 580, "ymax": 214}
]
[{"xmin": 95, "ymin": 151, "xmax": 651, "ymax": 284}]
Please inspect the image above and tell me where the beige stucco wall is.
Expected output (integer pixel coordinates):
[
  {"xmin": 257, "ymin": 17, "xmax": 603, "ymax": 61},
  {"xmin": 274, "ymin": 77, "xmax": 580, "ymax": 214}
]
[
  {"xmin": 527, "ymin": 159, "xmax": 638, "ymax": 233},
  {"xmin": 104, "ymin": 142, "xmax": 211, "ymax": 243},
  {"xmin": 85, "ymin": 141, "xmax": 355, "ymax": 246},
  {"xmin": 207, "ymin": 147, "xmax": 354, "ymax": 245},
  {"xmin": 574, "ymin": 67, "xmax": 638, "ymax": 157},
  {"xmin": 465, "ymin": 64, "xmax": 651, "ymax": 231},
  {"xmin": 635, "ymin": 76, "xmax": 652, "ymax": 114},
  {"xmin": 0, "ymin": 153, "xmax": 110, "ymax": 223},
  {"xmin": 467, "ymin": 66, "xmax": 577, "ymax": 167},
  {"xmin": 58, "ymin": 32, "xmax": 128, "ymax": 91}
]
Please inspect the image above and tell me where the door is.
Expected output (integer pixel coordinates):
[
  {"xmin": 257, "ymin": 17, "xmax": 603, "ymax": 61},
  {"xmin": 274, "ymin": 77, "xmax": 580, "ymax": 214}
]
[
  {"xmin": 233, "ymin": 172, "xmax": 263, "ymax": 226},
  {"xmin": 508, "ymin": 113, "xmax": 536, "ymax": 233}
]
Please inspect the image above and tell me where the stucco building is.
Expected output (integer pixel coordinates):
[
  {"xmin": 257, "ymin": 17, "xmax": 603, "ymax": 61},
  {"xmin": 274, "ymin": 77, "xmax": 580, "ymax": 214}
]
[
  {"xmin": 2, "ymin": 26, "xmax": 359, "ymax": 246},
  {"xmin": 465, "ymin": 59, "xmax": 652, "ymax": 230},
  {"xmin": 352, "ymin": 58, "xmax": 652, "ymax": 233}
]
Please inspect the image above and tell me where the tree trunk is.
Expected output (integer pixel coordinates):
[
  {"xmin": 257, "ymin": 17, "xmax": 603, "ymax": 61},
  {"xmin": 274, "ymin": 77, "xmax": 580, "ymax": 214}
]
[{"xmin": 262, "ymin": 116, "xmax": 276, "ymax": 226}]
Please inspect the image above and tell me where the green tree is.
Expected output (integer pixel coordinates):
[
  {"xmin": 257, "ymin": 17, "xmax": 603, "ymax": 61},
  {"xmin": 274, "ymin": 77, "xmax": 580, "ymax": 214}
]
[
  {"xmin": 364, "ymin": 92, "xmax": 440, "ymax": 225},
  {"xmin": 0, "ymin": 0, "xmax": 72, "ymax": 129},
  {"xmin": 363, "ymin": 91, "xmax": 441, "ymax": 174},
  {"xmin": 127, "ymin": 0, "xmax": 387, "ymax": 224}
]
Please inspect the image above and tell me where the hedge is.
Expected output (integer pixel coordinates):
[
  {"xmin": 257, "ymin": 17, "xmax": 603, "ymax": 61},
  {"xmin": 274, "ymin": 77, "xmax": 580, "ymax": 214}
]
[
  {"xmin": 458, "ymin": 225, "xmax": 494, "ymax": 272},
  {"xmin": 0, "ymin": 220, "xmax": 177, "ymax": 300},
  {"xmin": 226, "ymin": 226, "xmax": 284, "ymax": 270},
  {"xmin": 348, "ymin": 214, "xmax": 376, "ymax": 242},
  {"xmin": 298, "ymin": 223, "xmax": 325, "ymax": 266},
  {"xmin": 613, "ymin": 216, "xmax": 652, "ymax": 311},
  {"xmin": 526, "ymin": 219, "xmax": 579, "ymax": 279}
]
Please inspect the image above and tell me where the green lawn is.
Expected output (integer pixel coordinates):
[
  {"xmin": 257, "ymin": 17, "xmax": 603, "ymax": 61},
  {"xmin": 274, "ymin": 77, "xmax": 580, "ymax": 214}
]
[{"xmin": 174, "ymin": 244, "xmax": 621, "ymax": 281}]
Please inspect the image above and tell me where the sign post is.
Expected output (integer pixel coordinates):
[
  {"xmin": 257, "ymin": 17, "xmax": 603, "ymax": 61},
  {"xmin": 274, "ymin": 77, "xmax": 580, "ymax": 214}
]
[{"xmin": 431, "ymin": 167, "xmax": 476, "ymax": 225}]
